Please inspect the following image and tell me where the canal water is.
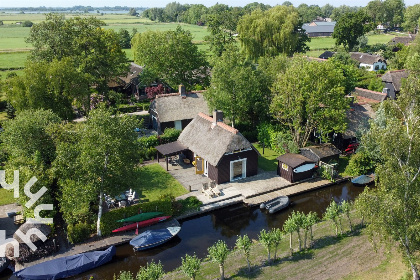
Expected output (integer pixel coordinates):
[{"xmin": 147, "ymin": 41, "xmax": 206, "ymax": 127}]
[{"xmin": 1, "ymin": 181, "xmax": 365, "ymax": 280}]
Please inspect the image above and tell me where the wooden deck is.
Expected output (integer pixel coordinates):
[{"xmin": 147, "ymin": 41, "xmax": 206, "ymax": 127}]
[{"xmin": 244, "ymin": 178, "xmax": 349, "ymax": 206}]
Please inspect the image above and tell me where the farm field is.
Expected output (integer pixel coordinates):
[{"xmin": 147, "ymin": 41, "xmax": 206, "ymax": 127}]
[{"xmin": 0, "ymin": 52, "xmax": 28, "ymax": 69}]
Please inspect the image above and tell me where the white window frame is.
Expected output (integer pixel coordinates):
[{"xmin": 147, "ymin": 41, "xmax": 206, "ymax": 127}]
[{"xmin": 230, "ymin": 158, "xmax": 247, "ymax": 182}]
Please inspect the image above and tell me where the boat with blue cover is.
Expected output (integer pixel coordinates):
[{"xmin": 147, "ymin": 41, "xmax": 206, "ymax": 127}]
[
  {"xmin": 13, "ymin": 246, "xmax": 116, "ymax": 280},
  {"xmin": 351, "ymin": 174, "xmax": 375, "ymax": 187},
  {"xmin": 130, "ymin": 219, "xmax": 181, "ymax": 251}
]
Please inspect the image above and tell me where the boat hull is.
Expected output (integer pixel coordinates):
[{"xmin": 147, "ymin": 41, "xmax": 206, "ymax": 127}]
[
  {"xmin": 112, "ymin": 216, "xmax": 171, "ymax": 233},
  {"xmin": 130, "ymin": 219, "xmax": 181, "ymax": 251},
  {"xmin": 14, "ymin": 246, "xmax": 116, "ymax": 280},
  {"xmin": 351, "ymin": 174, "xmax": 375, "ymax": 187},
  {"xmin": 117, "ymin": 212, "xmax": 163, "ymax": 223},
  {"xmin": 268, "ymin": 196, "xmax": 290, "ymax": 214}
]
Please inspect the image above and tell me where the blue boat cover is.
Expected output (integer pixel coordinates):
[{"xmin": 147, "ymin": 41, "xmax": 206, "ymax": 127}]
[
  {"xmin": 14, "ymin": 246, "xmax": 116, "ymax": 280},
  {"xmin": 130, "ymin": 227, "xmax": 180, "ymax": 250}
]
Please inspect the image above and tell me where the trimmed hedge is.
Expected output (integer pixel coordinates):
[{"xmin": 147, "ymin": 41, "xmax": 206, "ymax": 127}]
[
  {"xmin": 67, "ymin": 222, "xmax": 91, "ymax": 244},
  {"xmin": 100, "ymin": 199, "xmax": 173, "ymax": 236}
]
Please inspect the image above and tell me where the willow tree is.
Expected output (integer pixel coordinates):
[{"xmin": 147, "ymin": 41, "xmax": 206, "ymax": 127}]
[
  {"xmin": 237, "ymin": 5, "xmax": 309, "ymax": 61},
  {"xmin": 270, "ymin": 57, "xmax": 349, "ymax": 148}
]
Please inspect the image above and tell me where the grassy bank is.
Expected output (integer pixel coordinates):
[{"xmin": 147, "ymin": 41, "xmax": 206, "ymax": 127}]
[
  {"xmin": 0, "ymin": 188, "xmax": 15, "ymax": 206},
  {"xmin": 253, "ymin": 142, "xmax": 280, "ymax": 172},
  {"xmin": 163, "ymin": 216, "xmax": 407, "ymax": 280}
]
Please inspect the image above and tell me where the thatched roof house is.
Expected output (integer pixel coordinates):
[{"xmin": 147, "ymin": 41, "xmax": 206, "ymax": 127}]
[
  {"xmin": 350, "ymin": 52, "xmax": 387, "ymax": 71},
  {"xmin": 108, "ymin": 63, "xmax": 143, "ymax": 97},
  {"xmin": 176, "ymin": 111, "xmax": 259, "ymax": 184},
  {"xmin": 300, "ymin": 143, "xmax": 341, "ymax": 164},
  {"xmin": 276, "ymin": 153, "xmax": 316, "ymax": 182},
  {"xmin": 381, "ymin": 69, "xmax": 408, "ymax": 99},
  {"xmin": 149, "ymin": 85, "xmax": 210, "ymax": 134},
  {"xmin": 389, "ymin": 35, "xmax": 416, "ymax": 46}
]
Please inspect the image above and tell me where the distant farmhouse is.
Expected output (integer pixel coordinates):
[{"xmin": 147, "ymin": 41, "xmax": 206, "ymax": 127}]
[
  {"xmin": 149, "ymin": 85, "xmax": 210, "ymax": 134},
  {"xmin": 381, "ymin": 69, "xmax": 409, "ymax": 99},
  {"xmin": 302, "ymin": 20, "xmax": 336, "ymax": 37},
  {"xmin": 350, "ymin": 52, "xmax": 387, "ymax": 71},
  {"xmin": 389, "ymin": 35, "xmax": 416, "ymax": 46}
]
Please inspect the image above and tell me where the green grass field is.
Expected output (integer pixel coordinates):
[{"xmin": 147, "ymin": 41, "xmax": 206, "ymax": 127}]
[
  {"xmin": 136, "ymin": 163, "xmax": 188, "ymax": 202},
  {"xmin": 253, "ymin": 142, "xmax": 280, "ymax": 171},
  {"xmin": 307, "ymin": 37, "xmax": 336, "ymax": 50},
  {"xmin": 0, "ymin": 188, "xmax": 15, "ymax": 206},
  {"xmin": 0, "ymin": 52, "xmax": 28, "ymax": 69}
]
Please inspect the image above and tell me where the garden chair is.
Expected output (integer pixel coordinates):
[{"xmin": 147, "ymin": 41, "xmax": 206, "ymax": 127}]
[{"xmin": 210, "ymin": 181, "xmax": 221, "ymax": 196}]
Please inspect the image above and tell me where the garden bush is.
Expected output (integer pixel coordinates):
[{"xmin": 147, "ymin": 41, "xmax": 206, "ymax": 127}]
[
  {"xmin": 67, "ymin": 222, "xmax": 91, "ymax": 244},
  {"xmin": 160, "ymin": 128, "xmax": 180, "ymax": 144},
  {"xmin": 257, "ymin": 123, "xmax": 298, "ymax": 154}
]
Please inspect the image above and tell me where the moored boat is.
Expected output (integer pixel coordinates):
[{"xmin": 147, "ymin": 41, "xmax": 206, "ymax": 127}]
[
  {"xmin": 130, "ymin": 219, "xmax": 181, "ymax": 251},
  {"xmin": 112, "ymin": 216, "xmax": 171, "ymax": 233},
  {"xmin": 14, "ymin": 246, "xmax": 116, "ymax": 280},
  {"xmin": 351, "ymin": 174, "xmax": 375, "ymax": 187},
  {"xmin": 117, "ymin": 212, "xmax": 163, "ymax": 223},
  {"xmin": 260, "ymin": 196, "xmax": 290, "ymax": 214}
]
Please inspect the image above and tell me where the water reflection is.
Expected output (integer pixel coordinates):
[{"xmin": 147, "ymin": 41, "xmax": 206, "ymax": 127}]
[{"xmin": 0, "ymin": 182, "xmax": 365, "ymax": 280}]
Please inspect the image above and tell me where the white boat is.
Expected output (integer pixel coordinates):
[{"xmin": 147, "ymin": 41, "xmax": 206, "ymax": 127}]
[
  {"xmin": 351, "ymin": 174, "xmax": 375, "ymax": 187},
  {"xmin": 293, "ymin": 163, "xmax": 316, "ymax": 173}
]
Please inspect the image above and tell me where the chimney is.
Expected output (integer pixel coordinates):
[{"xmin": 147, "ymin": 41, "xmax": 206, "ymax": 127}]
[
  {"xmin": 213, "ymin": 110, "xmax": 223, "ymax": 126},
  {"xmin": 179, "ymin": 84, "xmax": 186, "ymax": 98}
]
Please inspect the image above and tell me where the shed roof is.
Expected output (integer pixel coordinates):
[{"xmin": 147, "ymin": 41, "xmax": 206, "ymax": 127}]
[
  {"xmin": 155, "ymin": 141, "xmax": 188, "ymax": 157},
  {"xmin": 354, "ymin": 87, "xmax": 387, "ymax": 103},
  {"xmin": 343, "ymin": 103, "xmax": 376, "ymax": 139},
  {"xmin": 300, "ymin": 144, "xmax": 341, "ymax": 160},
  {"xmin": 350, "ymin": 52, "xmax": 385, "ymax": 65},
  {"xmin": 381, "ymin": 69, "xmax": 408, "ymax": 92},
  {"xmin": 276, "ymin": 153, "xmax": 315, "ymax": 168},
  {"xmin": 178, "ymin": 113, "xmax": 255, "ymax": 166},
  {"xmin": 389, "ymin": 35, "xmax": 416, "ymax": 46},
  {"xmin": 150, "ymin": 92, "xmax": 210, "ymax": 123}
]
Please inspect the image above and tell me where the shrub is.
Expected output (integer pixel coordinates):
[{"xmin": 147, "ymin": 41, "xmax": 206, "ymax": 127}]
[
  {"xmin": 160, "ymin": 128, "xmax": 180, "ymax": 144},
  {"xmin": 344, "ymin": 151, "xmax": 376, "ymax": 176},
  {"xmin": 67, "ymin": 222, "xmax": 91, "ymax": 244},
  {"xmin": 257, "ymin": 123, "xmax": 298, "ymax": 154}
]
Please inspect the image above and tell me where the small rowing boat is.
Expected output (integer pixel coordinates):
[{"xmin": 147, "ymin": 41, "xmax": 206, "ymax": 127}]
[
  {"xmin": 117, "ymin": 212, "xmax": 163, "ymax": 223},
  {"xmin": 112, "ymin": 216, "xmax": 171, "ymax": 233},
  {"xmin": 260, "ymin": 196, "xmax": 290, "ymax": 214}
]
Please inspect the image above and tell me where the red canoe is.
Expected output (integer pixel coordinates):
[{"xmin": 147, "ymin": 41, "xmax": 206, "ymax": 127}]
[{"xmin": 112, "ymin": 216, "xmax": 171, "ymax": 233}]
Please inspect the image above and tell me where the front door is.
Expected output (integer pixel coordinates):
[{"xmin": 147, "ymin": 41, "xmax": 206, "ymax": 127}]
[{"xmin": 195, "ymin": 156, "xmax": 204, "ymax": 175}]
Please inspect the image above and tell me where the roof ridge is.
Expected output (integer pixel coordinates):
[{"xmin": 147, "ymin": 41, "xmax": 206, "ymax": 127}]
[
  {"xmin": 197, "ymin": 112, "xmax": 238, "ymax": 134},
  {"xmin": 355, "ymin": 87, "xmax": 387, "ymax": 96},
  {"xmin": 156, "ymin": 93, "xmax": 180, "ymax": 98}
]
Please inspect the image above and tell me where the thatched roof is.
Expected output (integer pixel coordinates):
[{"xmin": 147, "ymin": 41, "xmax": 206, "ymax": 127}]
[
  {"xmin": 389, "ymin": 35, "xmax": 416, "ymax": 46},
  {"xmin": 276, "ymin": 153, "xmax": 314, "ymax": 168},
  {"xmin": 300, "ymin": 144, "xmax": 341, "ymax": 160},
  {"xmin": 109, "ymin": 63, "xmax": 143, "ymax": 88},
  {"xmin": 343, "ymin": 103, "xmax": 375, "ymax": 139},
  {"xmin": 150, "ymin": 92, "xmax": 210, "ymax": 123},
  {"xmin": 350, "ymin": 52, "xmax": 385, "ymax": 65},
  {"xmin": 319, "ymin": 51, "xmax": 335, "ymax": 59},
  {"xmin": 178, "ymin": 113, "xmax": 255, "ymax": 166},
  {"xmin": 381, "ymin": 70, "xmax": 408, "ymax": 92},
  {"xmin": 354, "ymin": 87, "xmax": 387, "ymax": 103}
]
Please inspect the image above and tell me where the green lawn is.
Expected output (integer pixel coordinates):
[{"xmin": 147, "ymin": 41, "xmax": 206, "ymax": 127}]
[
  {"xmin": 367, "ymin": 33, "xmax": 396, "ymax": 45},
  {"xmin": 307, "ymin": 36, "xmax": 336, "ymax": 50},
  {"xmin": 136, "ymin": 163, "xmax": 188, "ymax": 202},
  {"xmin": 0, "ymin": 52, "xmax": 28, "ymax": 69},
  {"xmin": 0, "ymin": 187, "xmax": 15, "ymax": 206},
  {"xmin": 253, "ymin": 142, "xmax": 280, "ymax": 171}
]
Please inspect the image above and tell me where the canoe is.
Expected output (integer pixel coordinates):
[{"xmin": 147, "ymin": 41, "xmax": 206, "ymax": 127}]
[
  {"xmin": 0, "ymin": 257, "xmax": 9, "ymax": 274},
  {"xmin": 112, "ymin": 216, "xmax": 171, "ymax": 233},
  {"xmin": 130, "ymin": 220, "xmax": 181, "ymax": 251},
  {"xmin": 117, "ymin": 212, "xmax": 163, "ymax": 223},
  {"xmin": 14, "ymin": 246, "xmax": 116, "ymax": 280},
  {"xmin": 351, "ymin": 174, "xmax": 375, "ymax": 187}
]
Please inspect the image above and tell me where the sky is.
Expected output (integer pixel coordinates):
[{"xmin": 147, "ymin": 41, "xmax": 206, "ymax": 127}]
[{"xmin": 0, "ymin": 0, "xmax": 418, "ymax": 8}]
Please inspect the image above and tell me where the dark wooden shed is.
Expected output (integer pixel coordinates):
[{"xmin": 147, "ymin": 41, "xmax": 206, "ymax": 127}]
[
  {"xmin": 276, "ymin": 153, "xmax": 316, "ymax": 183},
  {"xmin": 300, "ymin": 143, "xmax": 341, "ymax": 165}
]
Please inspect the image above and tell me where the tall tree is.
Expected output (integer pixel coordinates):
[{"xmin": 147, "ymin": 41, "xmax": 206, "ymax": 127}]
[
  {"xmin": 356, "ymin": 43, "xmax": 420, "ymax": 279},
  {"xmin": 236, "ymin": 234, "xmax": 252, "ymax": 272},
  {"xmin": 383, "ymin": 0, "xmax": 405, "ymax": 28},
  {"xmin": 181, "ymin": 253, "xmax": 201, "ymax": 280},
  {"xmin": 26, "ymin": 14, "xmax": 128, "ymax": 94},
  {"xmin": 365, "ymin": 0, "xmax": 386, "ymax": 25},
  {"xmin": 54, "ymin": 108, "xmax": 139, "ymax": 236},
  {"xmin": 333, "ymin": 10, "xmax": 374, "ymax": 51},
  {"xmin": 321, "ymin": 4, "xmax": 334, "ymax": 18},
  {"xmin": 132, "ymin": 26, "xmax": 208, "ymax": 90},
  {"xmin": 205, "ymin": 45, "xmax": 270, "ymax": 127},
  {"xmin": 270, "ymin": 57, "xmax": 349, "ymax": 148},
  {"xmin": 237, "ymin": 5, "xmax": 310, "ymax": 60},
  {"xmin": 403, "ymin": 4, "xmax": 420, "ymax": 33}
]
